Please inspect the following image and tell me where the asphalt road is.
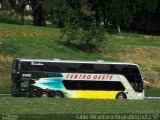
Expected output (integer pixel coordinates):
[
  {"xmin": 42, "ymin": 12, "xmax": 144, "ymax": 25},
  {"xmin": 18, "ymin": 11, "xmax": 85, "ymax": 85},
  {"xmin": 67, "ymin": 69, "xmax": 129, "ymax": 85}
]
[{"xmin": 0, "ymin": 94, "xmax": 160, "ymax": 100}]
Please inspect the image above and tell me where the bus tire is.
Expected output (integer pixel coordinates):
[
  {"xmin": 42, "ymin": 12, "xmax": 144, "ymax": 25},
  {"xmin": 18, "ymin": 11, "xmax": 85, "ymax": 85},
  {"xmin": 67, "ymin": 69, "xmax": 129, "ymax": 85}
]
[
  {"xmin": 54, "ymin": 91, "xmax": 64, "ymax": 98},
  {"xmin": 116, "ymin": 93, "xmax": 127, "ymax": 99},
  {"xmin": 41, "ymin": 92, "xmax": 48, "ymax": 98}
]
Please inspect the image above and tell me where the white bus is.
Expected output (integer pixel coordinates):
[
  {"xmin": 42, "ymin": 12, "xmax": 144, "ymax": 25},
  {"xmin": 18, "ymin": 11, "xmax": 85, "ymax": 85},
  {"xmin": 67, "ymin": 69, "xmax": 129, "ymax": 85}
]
[{"xmin": 11, "ymin": 58, "xmax": 148, "ymax": 99}]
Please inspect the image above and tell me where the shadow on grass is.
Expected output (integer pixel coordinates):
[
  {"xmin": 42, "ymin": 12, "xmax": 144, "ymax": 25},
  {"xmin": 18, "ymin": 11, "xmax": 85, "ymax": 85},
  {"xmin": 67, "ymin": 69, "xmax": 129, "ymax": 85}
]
[
  {"xmin": 56, "ymin": 39, "xmax": 105, "ymax": 54},
  {"xmin": 56, "ymin": 40, "xmax": 81, "ymax": 52}
]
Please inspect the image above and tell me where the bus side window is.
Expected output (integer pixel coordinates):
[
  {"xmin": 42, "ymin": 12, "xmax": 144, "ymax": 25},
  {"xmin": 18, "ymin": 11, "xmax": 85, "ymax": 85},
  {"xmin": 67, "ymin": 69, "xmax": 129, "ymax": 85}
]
[
  {"xmin": 110, "ymin": 65, "xmax": 120, "ymax": 74},
  {"xmin": 79, "ymin": 64, "xmax": 94, "ymax": 73},
  {"xmin": 65, "ymin": 63, "xmax": 78, "ymax": 73},
  {"xmin": 45, "ymin": 66, "xmax": 62, "ymax": 72},
  {"xmin": 67, "ymin": 68, "xmax": 78, "ymax": 72},
  {"xmin": 21, "ymin": 62, "xmax": 30, "ymax": 71},
  {"xmin": 30, "ymin": 65, "xmax": 45, "ymax": 72},
  {"xmin": 44, "ymin": 63, "xmax": 63, "ymax": 72},
  {"xmin": 98, "ymin": 81, "xmax": 125, "ymax": 91},
  {"xmin": 94, "ymin": 64, "xmax": 109, "ymax": 73}
]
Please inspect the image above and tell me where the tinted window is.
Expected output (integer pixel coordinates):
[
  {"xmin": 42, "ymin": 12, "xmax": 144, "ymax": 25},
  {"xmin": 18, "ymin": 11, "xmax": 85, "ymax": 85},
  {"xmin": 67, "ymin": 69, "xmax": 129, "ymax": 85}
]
[
  {"xmin": 94, "ymin": 64, "xmax": 110, "ymax": 73},
  {"xmin": 45, "ymin": 63, "xmax": 63, "ymax": 72},
  {"xmin": 21, "ymin": 61, "xmax": 45, "ymax": 71},
  {"xmin": 79, "ymin": 64, "xmax": 94, "ymax": 73},
  {"xmin": 98, "ymin": 81, "xmax": 125, "ymax": 91},
  {"xmin": 44, "ymin": 63, "xmax": 79, "ymax": 72},
  {"xmin": 119, "ymin": 65, "xmax": 140, "ymax": 74},
  {"xmin": 95, "ymin": 64, "xmax": 140, "ymax": 75},
  {"xmin": 63, "ymin": 80, "xmax": 125, "ymax": 91},
  {"xmin": 134, "ymin": 81, "xmax": 143, "ymax": 93},
  {"xmin": 21, "ymin": 62, "xmax": 140, "ymax": 75},
  {"xmin": 78, "ymin": 81, "xmax": 97, "ymax": 90},
  {"xmin": 21, "ymin": 62, "xmax": 30, "ymax": 71}
]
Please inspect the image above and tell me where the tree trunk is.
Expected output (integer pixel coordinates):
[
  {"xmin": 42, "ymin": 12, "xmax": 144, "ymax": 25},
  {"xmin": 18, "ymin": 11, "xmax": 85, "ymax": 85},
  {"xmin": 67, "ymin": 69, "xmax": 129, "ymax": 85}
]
[
  {"xmin": 32, "ymin": 1, "xmax": 46, "ymax": 26},
  {"xmin": 117, "ymin": 25, "xmax": 121, "ymax": 33},
  {"xmin": 21, "ymin": 14, "xmax": 24, "ymax": 25},
  {"xmin": 95, "ymin": 8, "xmax": 100, "ymax": 26},
  {"xmin": 102, "ymin": 6, "xmax": 106, "ymax": 26}
]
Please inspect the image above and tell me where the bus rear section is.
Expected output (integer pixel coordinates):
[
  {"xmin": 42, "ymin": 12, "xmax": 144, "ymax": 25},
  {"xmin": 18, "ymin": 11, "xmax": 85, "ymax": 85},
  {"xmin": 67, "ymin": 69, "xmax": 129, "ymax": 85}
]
[
  {"xmin": 11, "ymin": 58, "xmax": 146, "ymax": 99},
  {"xmin": 11, "ymin": 59, "xmax": 56, "ymax": 97},
  {"xmin": 11, "ymin": 59, "xmax": 20, "ymax": 96}
]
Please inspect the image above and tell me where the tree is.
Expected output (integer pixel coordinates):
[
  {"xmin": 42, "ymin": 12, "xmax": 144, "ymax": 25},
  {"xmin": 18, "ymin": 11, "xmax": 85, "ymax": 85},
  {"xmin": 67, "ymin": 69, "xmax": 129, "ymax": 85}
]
[
  {"xmin": 88, "ymin": 0, "xmax": 102, "ymax": 26},
  {"xmin": 61, "ymin": 25, "xmax": 106, "ymax": 52},
  {"xmin": 30, "ymin": 0, "xmax": 69, "ymax": 27},
  {"xmin": 155, "ymin": 0, "xmax": 160, "ymax": 21},
  {"xmin": 44, "ymin": 0, "xmax": 70, "ymax": 27},
  {"xmin": 29, "ymin": 0, "xmax": 46, "ymax": 26},
  {"xmin": 16, "ymin": 0, "xmax": 29, "ymax": 24},
  {"xmin": 80, "ymin": 26, "xmax": 106, "ymax": 52},
  {"xmin": 106, "ymin": 0, "xmax": 132, "ymax": 33},
  {"xmin": 100, "ymin": 0, "xmax": 108, "ymax": 27},
  {"xmin": 66, "ymin": 0, "xmax": 94, "ymax": 27},
  {"xmin": 130, "ymin": 0, "xmax": 159, "ymax": 31},
  {"xmin": 0, "ymin": 0, "xmax": 10, "ymax": 10},
  {"xmin": 8, "ymin": 0, "xmax": 17, "ymax": 9},
  {"xmin": 60, "ymin": 0, "xmax": 106, "ymax": 52}
]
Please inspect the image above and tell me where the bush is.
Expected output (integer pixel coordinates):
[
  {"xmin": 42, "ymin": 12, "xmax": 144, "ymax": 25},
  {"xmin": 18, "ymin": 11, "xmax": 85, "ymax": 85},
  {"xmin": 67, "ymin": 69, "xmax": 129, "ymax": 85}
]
[
  {"xmin": 80, "ymin": 26, "xmax": 106, "ymax": 52},
  {"xmin": 0, "ymin": 11, "xmax": 21, "ymax": 24},
  {"xmin": 61, "ymin": 25, "xmax": 106, "ymax": 52}
]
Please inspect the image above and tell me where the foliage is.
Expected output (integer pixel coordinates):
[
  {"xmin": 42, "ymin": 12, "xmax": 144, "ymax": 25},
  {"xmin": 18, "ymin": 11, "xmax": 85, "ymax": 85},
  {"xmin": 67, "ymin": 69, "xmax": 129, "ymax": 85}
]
[
  {"xmin": 129, "ymin": 0, "xmax": 159, "ymax": 31},
  {"xmin": 0, "ymin": 11, "xmax": 21, "ymax": 24},
  {"xmin": 61, "ymin": 25, "xmax": 80, "ymax": 44},
  {"xmin": 30, "ymin": 0, "xmax": 46, "ymax": 26},
  {"xmin": 15, "ymin": 0, "xmax": 30, "ymax": 24},
  {"xmin": 80, "ymin": 26, "xmax": 106, "ymax": 52},
  {"xmin": 107, "ymin": 0, "xmax": 133, "ymax": 30},
  {"xmin": 1, "ymin": 0, "xmax": 159, "ymax": 32},
  {"xmin": 44, "ymin": 0, "xmax": 70, "ymax": 27},
  {"xmin": 61, "ymin": 25, "xmax": 106, "ymax": 52},
  {"xmin": 0, "ymin": 0, "xmax": 10, "ymax": 10}
]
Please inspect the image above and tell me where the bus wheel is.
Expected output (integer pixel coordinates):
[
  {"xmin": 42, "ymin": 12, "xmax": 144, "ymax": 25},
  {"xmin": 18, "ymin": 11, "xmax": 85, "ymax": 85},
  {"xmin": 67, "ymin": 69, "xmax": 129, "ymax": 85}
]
[
  {"xmin": 54, "ymin": 91, "xmax": 63, "ymax": 98},
  {"xmin": 116, "ymin": 93, "xmax": 127, "ymax": 99},
  {"xmin": 41, "ymin": 92, "xmax": 48, "ymax": 98}
]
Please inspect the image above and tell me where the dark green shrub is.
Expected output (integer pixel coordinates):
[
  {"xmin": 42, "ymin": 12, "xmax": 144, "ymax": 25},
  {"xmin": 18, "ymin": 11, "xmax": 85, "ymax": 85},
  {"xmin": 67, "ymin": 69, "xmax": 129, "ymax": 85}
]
[
  {"xmin": 0, "ymin": 11, "xmax": 21, "ymax": 24},
  {"xmin": 61, "ymin": 25, "xmax": 106, "ymax": 52},
  {"xmin": 80, "ymin": 26, "xmax": 106, "ymax": 52}
]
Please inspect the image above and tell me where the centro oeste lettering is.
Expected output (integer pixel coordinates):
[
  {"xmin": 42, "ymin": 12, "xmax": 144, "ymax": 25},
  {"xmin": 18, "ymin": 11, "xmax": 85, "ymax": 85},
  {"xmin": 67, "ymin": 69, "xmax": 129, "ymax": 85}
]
[{"xmin": 66, "ymin": 74, "xmax": 113, "ymax": 80}]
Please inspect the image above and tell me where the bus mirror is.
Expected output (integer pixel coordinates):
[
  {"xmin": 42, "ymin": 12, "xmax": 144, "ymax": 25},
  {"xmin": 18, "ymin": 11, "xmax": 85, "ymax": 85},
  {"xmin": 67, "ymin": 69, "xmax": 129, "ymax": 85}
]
[{"xmin": 143, "ymin": 81, "xmax": 150, "ymax": 89}]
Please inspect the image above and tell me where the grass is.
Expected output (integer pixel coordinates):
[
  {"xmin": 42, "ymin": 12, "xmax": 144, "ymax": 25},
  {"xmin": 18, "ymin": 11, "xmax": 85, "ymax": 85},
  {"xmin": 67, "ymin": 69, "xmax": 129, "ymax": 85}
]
[
  {"xmin": 0, "ymin": 11, "xmax": 21, "ymax": 25},
  {"xmin": 0, "ymin": 98, "xmax": 159, "ymax": 114},
  {"xmin": 0, "ymin": 23, "xmax": 160, "ymax": 95},
  {"xmin": 145, "ymin": 88, "xmax": 160, "ymax": 97},
  {"xmin": 108, "ymin": 33, "xmax": 160, "ymax": 47},
  {"xmin": 0, "ymin": 98, "xmax": 159, "ymax": 119},
  {"xmin": 0, "ymin": 24, "xmax": 112, "ymax": 60},
  {"xmin": 153, "ymin": 67, "xmax": 160, "ymax": 73}
]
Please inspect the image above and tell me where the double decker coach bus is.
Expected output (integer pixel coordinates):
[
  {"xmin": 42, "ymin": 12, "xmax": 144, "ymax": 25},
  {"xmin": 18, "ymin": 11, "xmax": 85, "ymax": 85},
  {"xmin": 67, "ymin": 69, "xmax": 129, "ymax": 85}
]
[{"xmin": 11, "ymin": 58, "xmax": 148, "ymax": 99}]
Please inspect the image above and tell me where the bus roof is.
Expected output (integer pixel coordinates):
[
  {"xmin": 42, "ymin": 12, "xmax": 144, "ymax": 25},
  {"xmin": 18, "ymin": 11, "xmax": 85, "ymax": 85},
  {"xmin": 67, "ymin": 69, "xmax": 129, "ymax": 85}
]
[{"xmin": 15, "ymin": 58, "xmax": 139, "ymax": 66}]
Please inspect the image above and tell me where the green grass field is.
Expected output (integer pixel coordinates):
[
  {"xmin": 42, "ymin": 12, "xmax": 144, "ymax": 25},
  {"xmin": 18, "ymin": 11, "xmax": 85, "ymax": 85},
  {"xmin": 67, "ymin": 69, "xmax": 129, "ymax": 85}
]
[
  {"xmin": 0, "ymin": 98, "xmax": 159, "ymax": 120},
  {"xmin": 0, "ymin": 98, "xmax": 159, "ymax": 113}
]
